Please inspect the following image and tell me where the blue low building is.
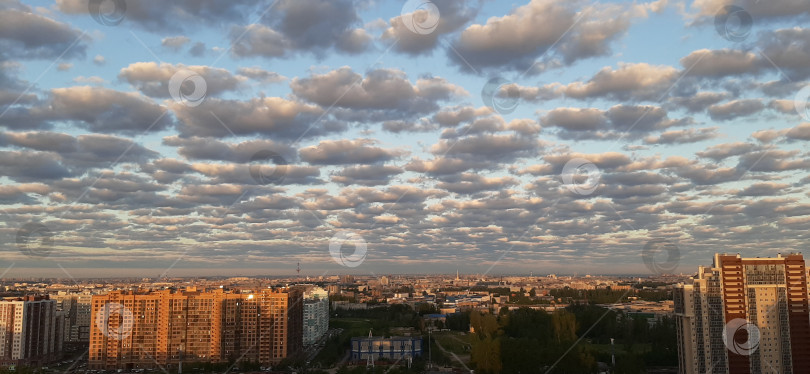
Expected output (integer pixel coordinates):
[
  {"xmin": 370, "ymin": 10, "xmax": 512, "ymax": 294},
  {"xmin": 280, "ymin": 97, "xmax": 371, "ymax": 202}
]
[{"xmin": 350, "ymin": 336, "xmax": 423, "ymax": 361}]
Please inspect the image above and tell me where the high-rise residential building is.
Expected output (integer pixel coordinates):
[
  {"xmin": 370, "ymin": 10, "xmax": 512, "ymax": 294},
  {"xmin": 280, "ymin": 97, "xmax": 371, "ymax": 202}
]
[
  {"xmin": 51, "ymin": 292, "xmax": 92, "ymax": 342},
  {"xmin": 0, "ymin": 295, "xmax": 63, "ymax": 366},
  {"xmin": 674, "ymin": 253, "xmax": 810, "ymax": 374},
  {"xmin": 89, "ymin": 287, "xmax": 303, "ymax": 370},
  {"xmin": 301, "ymin": 286, "xmax": 329, "ymax": 346}
]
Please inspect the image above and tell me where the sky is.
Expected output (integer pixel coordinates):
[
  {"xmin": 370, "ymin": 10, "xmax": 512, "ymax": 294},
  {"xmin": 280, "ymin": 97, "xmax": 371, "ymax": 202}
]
[{"xmin": 1, "ymin": 0, "xmax": 810, "ymax": 278}]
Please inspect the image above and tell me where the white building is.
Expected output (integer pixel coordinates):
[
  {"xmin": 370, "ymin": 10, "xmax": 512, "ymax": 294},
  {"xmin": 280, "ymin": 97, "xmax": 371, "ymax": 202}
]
[
  {"xmin": 0, "ymin": 296, "xmax": 62, "ymax": 366},
  {"xmin": 302, "ymin": 286, "xmax": 329, "ymax": 346},
  {"xmin": 51, "ymin": 292, "xmax": 92, "ymax": 342}
]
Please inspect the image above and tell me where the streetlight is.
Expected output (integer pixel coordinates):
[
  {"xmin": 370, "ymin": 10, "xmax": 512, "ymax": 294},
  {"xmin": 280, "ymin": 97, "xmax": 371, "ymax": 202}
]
[
  {"xmin": 610, "ymin": 338, "xmax": 615, "ymax": 368},
  {"xmin": 428, "ymin": 327, "xmax": 432, "ymax": 370}
]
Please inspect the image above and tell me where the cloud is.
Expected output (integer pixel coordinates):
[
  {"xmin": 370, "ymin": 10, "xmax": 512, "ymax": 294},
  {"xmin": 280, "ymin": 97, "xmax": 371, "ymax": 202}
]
[
  {"xmin": 785, "ymin": 122, "xmax": 810, "ymax": 140},
  {"xmin": 299, "ymin": 139, "xmax": 406, "ymax": 165},
  {"xmin": 689, "ymin": 0, "xmax": 810, "ymax": 22},
  {"xmin": 230, "ymin": 0, "xmax": 370, "ymax": 58},
  {"xmin": 707, "ymin": 99, "xmax": 765, "ymax": 121},
  {"xmin": 434, "ymin": 106, "xmax": 493, "ymax": 127},
  {"xmin": 668, "ymin": 92, "xmax": 727, "ymax": 113},
  {"xmin": 0, "ymin": 183, "xmax": 51, "ymax": 203},
  {"xmin": 0, "ymin": 131, "xmax": 159, "ymax": 181},
  {"xmin": 161, "ymin": 36, "xmax": 190, "ymax": 50},
  {"xmin": 696, "ymin": 142, "xmax": 760, "ymax": 161},
  {"xmin": 556, "ymin": 63, "xmax": 679, "ymax": 101},
  {"xmin": 644, "ymin": 127, "xmax": 719, "ymax": 145},
  {"xmin": 676, "ymin": 29, "xmax": 810, "ymax": 81},
  {"xmin": 430, "ymin": 133, "xmax": 542, "ymax": 163},
  {"xmin": 381, "ymin": 0, "xmax": 478, "ymax": 55},
  {"xmin": 236, "ymin": 67, "xmax": 287, "ymax": 84},
  {"xmin": 55, "ymin": 0, "xmax": 256, "ymax": 32},
  {"xmin": 447, "ymin": 0, "xmax": 665, "ymax": 73},
  {"xmin": 437, "ymin": 173, "xmax": 518, "ymax": 194},
  {"xmin": 188, "ymin": 42, "xmax": 207, "ymax": 57},
  {"xmin": 331, "ymin": 165, "xmax": 404, "ymax": 186},
  {"xmin": 540, "ymin": 105, "xmax": 689, "ymax": 140},
  {"xmin": 4, "ymin": 0, "xmax": 810, "ymax": 275},
  {"xmin": 34, "ymin": 86, "xmax": 173, "ymax": 134},
  {"xmin": 680, "ymin": 49, "xmax": 760, "ymax": 77},
  {"xmin": 172, "ymin": 97, "xmax": 329, "ymax": 139},
  {"xmin": 290, "ymin": 67, "xmax": 466, "ymax": 118},
  {"xmin": 737, "ymin": 182, "xmax": 790, "ymax": 196},
  {"xmin": 542, "ymin": 108, "xmax": 607, "ymax": 131},
  {"xmin": 405, "ymin": 157, "xmax": 487, "ymax": 175},
  {"xmin": 73, "ymin": 76, "xmax": 105, "ymax": 85},
  {"xmin": 163, "ymin": 136, "xmax": 296, "ymax": 163},
  {"xmin": 757, "ymin": 28, "xmax": 810, "ymax": 80},
  {"xmin": 119, "ymin": 62, "xmax": 244, "ymax": 98},
  {"xmin": 737, "ymin": 149, "xmax": 810, "ymax": 172},
  {"xmin": 0, "ymin": 1, "xmax": 87, "ymax": 60},
  {"xmin": 0, "ymin": 61, "xmax": 35, "ymax": 107}
]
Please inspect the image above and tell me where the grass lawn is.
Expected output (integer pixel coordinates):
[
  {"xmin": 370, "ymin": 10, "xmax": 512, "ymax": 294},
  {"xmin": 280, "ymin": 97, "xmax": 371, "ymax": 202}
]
[{"xmin": 431, "ymin": 332, "xmax": 471, "ymax": 355}]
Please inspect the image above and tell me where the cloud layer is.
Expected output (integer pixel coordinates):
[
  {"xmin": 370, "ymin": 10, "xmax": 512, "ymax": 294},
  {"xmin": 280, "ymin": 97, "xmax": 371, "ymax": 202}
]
[{"xmin": 1, "ymin": 0, "xmax": 809, "ymax": 277}]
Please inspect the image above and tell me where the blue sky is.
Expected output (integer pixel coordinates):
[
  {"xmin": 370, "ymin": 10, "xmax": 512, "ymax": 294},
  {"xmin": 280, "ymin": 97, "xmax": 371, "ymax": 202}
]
[{"xmin": 1, "ymin": 0, "xmax": 810, "ymax": 278}]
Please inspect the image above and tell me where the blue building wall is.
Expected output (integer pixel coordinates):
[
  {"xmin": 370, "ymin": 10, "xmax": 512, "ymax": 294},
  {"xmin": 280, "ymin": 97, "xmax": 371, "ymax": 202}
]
[{"xmin": 350, "ymin": 336, "xmax": 423, "ymax": 361}]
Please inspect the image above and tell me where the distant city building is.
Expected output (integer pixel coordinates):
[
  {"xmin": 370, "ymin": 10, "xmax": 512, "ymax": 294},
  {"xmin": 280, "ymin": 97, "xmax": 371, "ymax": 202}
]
[
  {"xmin": 350, "ymin": 335, "xmax": 422, "ymax": 362},
  {"xmin": 301, "ymin": 286, "xmax": 329, "ymax": 346},
  {"xmin": 51, "ymin": 292, "xmax": 92, "ymax": 342},
  {"xmin": 674, "ymin": 253, "xmax": 810, "ymax": 374},
  {"xmin": 0, "ymin": 295, "xmax": 63, "ymax": 366},
  {"xmin": 89, "ymin": 287, "xmax": 303, "ymax": 370},
  {"xmin": 340, "ymin": 275, "xmax": 355, "ymax": 284}
]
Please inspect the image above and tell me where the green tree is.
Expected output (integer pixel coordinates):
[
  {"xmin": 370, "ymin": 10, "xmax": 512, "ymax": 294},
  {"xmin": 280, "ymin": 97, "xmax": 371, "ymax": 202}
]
[
  {"xmin": 471, "ymin": 336, "xmax": 502, "ymax": 374},
  {"xmin": 552, "ymin": 310, "xmax": 577, "ymax": 343}
]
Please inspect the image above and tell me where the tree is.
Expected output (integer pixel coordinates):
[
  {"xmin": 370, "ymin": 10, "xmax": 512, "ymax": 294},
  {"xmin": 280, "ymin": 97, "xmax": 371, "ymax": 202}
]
[
  {"xmin": 470, "ymin": 311, "xmax": 499, "ymax": 338},
  {"xmin": 552, "ymin": 310, "xmax": 577, "ymax": 344},
  {"xmin": 471, "ymin": 336, "xmax": 502, "ymax": 374}
]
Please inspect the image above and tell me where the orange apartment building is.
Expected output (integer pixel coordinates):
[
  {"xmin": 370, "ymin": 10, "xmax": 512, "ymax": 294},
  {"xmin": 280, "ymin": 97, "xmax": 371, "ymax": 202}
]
[
  {"xmin": 89, "ymin": 287, "xmax": 303, "ymax": 370},
  {"xmin": 675, "ymin": 253, "xmax": 810, "ymax": 374}
]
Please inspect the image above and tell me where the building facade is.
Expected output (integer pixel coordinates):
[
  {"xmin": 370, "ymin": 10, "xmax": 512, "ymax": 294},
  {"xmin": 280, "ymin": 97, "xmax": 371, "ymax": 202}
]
[
  {"xmin": 350, "ymin": 336, "xmax": 422, "ymax": 362},
  {"xmin": 51, "ymin": 292, "xmax": 92, "ymax": 343},
  {"xmin": 302, "ymin": 286, "xmax": 329, "ymax": 346},
  {"xmin": 89, "ymin": 287, "xmax": 302, "ymax": 370},
  {"xmin": 674, "ymin": 253, "xmax": 810, "ymax": 374},
  {"xmin": 0, "ymin": 296, "xmax": 62, "ymax": 367}
]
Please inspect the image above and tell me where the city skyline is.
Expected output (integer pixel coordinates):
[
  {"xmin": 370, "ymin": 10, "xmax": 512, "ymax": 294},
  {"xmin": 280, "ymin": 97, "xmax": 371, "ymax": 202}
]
[
  {"xmin": 2, "ymin": 0, "xmax": 810, "ymax": 279},
  {"xmin": 2, "ymin": 251, "xmax": 808, "ymax": 372}
]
